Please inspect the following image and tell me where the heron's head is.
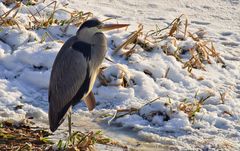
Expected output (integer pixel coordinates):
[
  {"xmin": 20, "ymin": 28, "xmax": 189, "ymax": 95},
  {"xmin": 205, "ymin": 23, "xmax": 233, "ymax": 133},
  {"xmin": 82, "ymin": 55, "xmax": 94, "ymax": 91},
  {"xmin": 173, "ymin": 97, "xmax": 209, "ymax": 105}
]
[
  {"xmin": 76, "ymin": 18, "xmax": 129, "ymax": 40},
  {"xmin": 78, "ymin": 18, "xmax": 102, "ymax": 32}
]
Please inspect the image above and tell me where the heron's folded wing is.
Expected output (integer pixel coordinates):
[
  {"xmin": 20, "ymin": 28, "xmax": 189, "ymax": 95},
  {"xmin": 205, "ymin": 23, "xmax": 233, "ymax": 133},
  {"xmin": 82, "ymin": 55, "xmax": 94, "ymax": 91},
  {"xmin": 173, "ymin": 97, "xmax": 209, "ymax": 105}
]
[{"xmin": 48, "ymin": 38, "xmax": 89, "ymax": 132}]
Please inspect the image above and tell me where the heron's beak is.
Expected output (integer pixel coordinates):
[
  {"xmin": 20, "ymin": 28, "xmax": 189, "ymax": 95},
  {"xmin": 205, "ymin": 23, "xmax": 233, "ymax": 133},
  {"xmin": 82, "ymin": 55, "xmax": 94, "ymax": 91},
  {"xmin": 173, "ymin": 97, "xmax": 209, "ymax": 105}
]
[{"xmin": 100, "ymin": 24, "xmax": 129, "ymax": 31}]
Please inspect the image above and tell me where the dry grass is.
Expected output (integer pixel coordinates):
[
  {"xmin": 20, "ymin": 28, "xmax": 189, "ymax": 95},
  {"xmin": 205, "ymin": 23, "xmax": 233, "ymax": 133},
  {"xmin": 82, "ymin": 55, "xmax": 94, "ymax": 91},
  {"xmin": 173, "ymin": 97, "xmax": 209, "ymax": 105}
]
[
  {"xmin": 111, "ymin": 14, "xmax": 225, "ymax": 82},
  {"xmin": 114, "ymin": 24, "xmax": 143, "ymax": 55},
  {"xmin": 113, "ymin": 24, "xmax": 155, "ymax": 58},
  {"xmin": 108, "ymin": 97, "xmax": 161, "ymax": 124},
  {"xmin": 0, "ymin": 119, "xmax": 52, "ymax": 150},
  {"xmin": 0, "ymin": 1, "xmax": 92, "ymax": 32},
  {"xmin": 27, "ymin": 1, "xmax": 92, "ymax": 30},
  {"xmin": 108, "ymin": 91, "xmax": 214, "ymax": 124},
  {"xmin": 178, "ymin": 93, "xmax": 213, "ymax": 122},
  {"xmin": 146, "ymin": 14, "xmax": 225, "ymax": 74},
  {"xmin": 0, "ymin": 119, "xmax": 127, "ymax": 151},
  {"xmin": 51, "ymin": 130, "xmax": 127, "ymax": 151},
  {"xmin": 218, "ymin": 85, "xmax": 234, "ymax": 104},
  {"xmin": 0, "ymin": 2, "xmax": 22, "ymax": 28},
  {"xmin": 60, "ymin": 11, "xmax": 93, "ymax": 33}
]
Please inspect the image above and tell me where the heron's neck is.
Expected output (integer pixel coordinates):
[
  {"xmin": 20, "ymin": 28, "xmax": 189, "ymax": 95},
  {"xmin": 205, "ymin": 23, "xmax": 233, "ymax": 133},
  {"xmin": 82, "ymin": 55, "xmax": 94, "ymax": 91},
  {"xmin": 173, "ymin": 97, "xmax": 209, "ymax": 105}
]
[{"xmin": 77, "ymin": 27, "xmax": 99, "ymax": 44}]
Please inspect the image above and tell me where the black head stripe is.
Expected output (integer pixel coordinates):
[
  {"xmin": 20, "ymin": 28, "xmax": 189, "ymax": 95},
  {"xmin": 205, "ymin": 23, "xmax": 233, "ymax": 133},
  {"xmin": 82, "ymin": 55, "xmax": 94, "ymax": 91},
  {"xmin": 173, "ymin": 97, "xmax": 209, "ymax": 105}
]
[{"xmin": 79, "ymin": 19, "xmax": 102, "ymax": 30}]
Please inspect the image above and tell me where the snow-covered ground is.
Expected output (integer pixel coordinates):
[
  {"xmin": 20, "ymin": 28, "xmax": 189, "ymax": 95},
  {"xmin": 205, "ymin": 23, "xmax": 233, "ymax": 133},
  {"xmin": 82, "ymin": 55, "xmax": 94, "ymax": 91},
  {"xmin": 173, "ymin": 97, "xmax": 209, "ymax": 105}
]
[{"xmin": 0, "ymin": 0, "xmax": 240, "ymax": 150}]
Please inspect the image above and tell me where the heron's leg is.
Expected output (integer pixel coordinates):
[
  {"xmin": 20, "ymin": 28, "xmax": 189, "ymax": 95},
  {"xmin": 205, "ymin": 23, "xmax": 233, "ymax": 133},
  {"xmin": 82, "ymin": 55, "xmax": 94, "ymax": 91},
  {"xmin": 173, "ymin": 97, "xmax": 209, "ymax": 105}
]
[{"xmin": 68, "ymin": 106, "xmax": 72, "ymax": 136}]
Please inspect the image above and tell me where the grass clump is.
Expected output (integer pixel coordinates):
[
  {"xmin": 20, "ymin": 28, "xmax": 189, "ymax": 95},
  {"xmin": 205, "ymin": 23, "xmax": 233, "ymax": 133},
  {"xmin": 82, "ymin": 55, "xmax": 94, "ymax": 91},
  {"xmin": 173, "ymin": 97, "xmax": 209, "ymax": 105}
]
[
  {"xmin": 146, "ymin": 14, "xmax": 225, "ymax": 74},
  {"xmin": 50, "ymin": 130, "xmax": 127, "ymax": 151},
  {"xmin": 178, "ymin": 91, "xmax": 213, "ymax": 122},
  {"xmin": 1, "ymin": 0, "xmax": 92, "ymax": 31},
  {"xmin": 113, "ymin": 14, "xmax": 225, "ymax": 80}
]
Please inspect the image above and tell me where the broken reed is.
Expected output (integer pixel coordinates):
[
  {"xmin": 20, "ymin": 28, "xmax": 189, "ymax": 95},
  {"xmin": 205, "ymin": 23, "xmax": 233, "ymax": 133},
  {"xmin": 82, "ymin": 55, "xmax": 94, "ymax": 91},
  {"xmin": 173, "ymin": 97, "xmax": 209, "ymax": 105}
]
[
  {"xmin": 114, "ymin": 24, "xmax": 143, "ymax": 56},
  {"xmin": 113, "ymin": 24, "xmax": 155, "ymax": 58}
]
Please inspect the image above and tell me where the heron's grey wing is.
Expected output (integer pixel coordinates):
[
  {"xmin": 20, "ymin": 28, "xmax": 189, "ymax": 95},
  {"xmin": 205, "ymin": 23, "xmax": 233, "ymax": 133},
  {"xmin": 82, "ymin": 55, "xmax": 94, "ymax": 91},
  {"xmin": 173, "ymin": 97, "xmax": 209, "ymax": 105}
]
[{"xmin": 48, "ymin": 37, "xmax": 90, "ymax": 132}]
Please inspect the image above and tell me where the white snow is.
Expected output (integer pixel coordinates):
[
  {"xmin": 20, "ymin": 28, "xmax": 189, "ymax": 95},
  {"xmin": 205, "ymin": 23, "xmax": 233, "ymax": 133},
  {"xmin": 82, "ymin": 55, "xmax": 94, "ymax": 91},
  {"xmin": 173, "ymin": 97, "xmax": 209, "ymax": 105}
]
[{"xmin": 0, "ymin": 0, "xmax": 240, "ymax": 150}]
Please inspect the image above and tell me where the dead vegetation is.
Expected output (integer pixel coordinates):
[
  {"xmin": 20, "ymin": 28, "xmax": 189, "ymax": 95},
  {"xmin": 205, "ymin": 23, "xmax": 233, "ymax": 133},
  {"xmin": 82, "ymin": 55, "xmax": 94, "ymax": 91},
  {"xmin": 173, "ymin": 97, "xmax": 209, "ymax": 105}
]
[
  {"xmin": 108, "ymin": 97, "xmax": 164, "ymax": 125},
  {"xmin": 1, "ymin": 1, "xmax": 225, "ymax": 77},
  {"xmin": 148, "ymin": 14, "xmax": 225, "ymax": 73},
  {"xmin": 98, "ymin": 64, "xmax": 132, "ymax": 88},
  {"xmin": 0, "ymin": 1, "xmax": 22, "ymax": 29},
  {"xmin": 113, "ymin": 14, "xmax": 225, "ymax": 79},
  {"xmin": 114, "ymin": 24, "xmax": 144, "ymax": 56},
  {"xmin": 0, "ymin": 119, "xmax": 127, "ymax": 151},
  {"xmin": 178, "ymin": 91, "xmax": 213, "ymax": 122},
  {"xmin": 113, "ymin": 24, "xmax": 155, "ymax": 58},
  {"xmin": 0, "ymin": 119, "xmax": 52, "ymax": 150},
  {"xmin": 0, "ymin": 0, "xmax": 92, "ymax": 34},
  {"xmin": 52, "ymin": 130, "xmax": 127, "ymax": 151},
  {"xmin": 108, "ymin": 91, "xmax": 214, "ymax": 125}
]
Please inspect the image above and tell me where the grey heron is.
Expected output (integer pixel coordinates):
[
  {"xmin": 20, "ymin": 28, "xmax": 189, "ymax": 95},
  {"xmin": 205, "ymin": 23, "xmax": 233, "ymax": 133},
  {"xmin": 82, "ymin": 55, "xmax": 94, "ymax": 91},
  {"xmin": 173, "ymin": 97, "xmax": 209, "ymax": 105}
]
[{"xmin": 48, "ymin": 18, "xmax": 129, "ymax": 135}]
